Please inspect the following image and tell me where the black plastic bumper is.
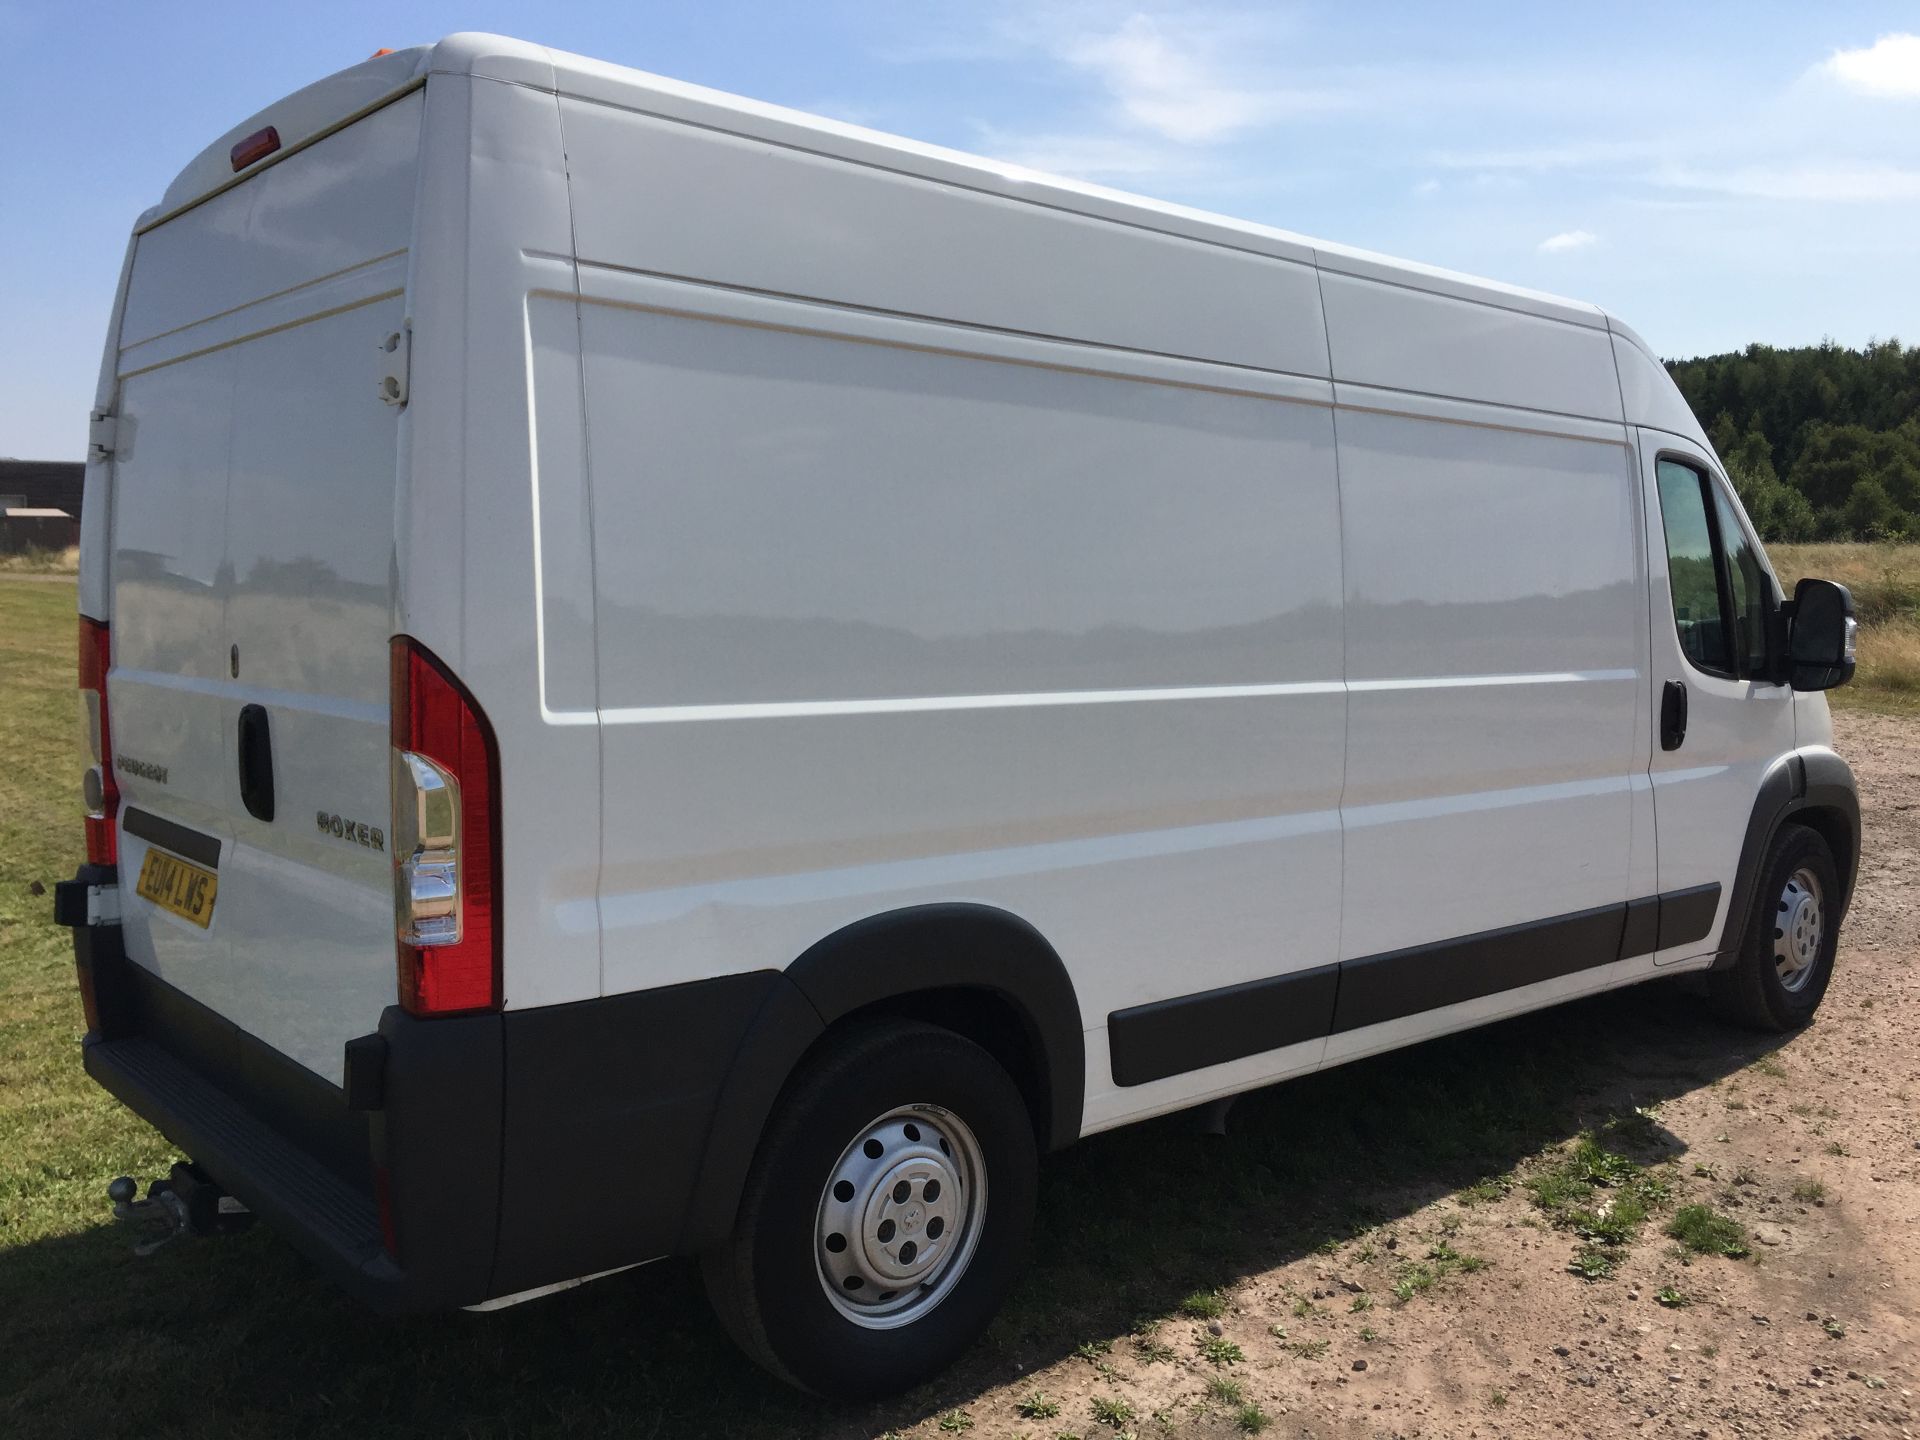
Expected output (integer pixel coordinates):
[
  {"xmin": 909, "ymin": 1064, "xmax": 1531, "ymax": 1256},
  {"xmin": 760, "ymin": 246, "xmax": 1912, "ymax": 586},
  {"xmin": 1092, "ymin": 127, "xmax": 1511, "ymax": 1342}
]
[
  {"xmin": 69, "ymin": 889, "xmax": 782, "ymax": 1311},
  {"xmin": 75, "ymin": 915, "xmax": 499, "ymax": 1312}
]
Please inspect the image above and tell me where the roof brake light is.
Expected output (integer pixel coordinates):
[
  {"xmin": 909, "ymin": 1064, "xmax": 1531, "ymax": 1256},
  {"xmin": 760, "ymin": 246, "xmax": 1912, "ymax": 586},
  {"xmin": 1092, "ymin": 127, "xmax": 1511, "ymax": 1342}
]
[{"xmin": 229, "ymin": 125, "xmax": 281, "ymax": 172}]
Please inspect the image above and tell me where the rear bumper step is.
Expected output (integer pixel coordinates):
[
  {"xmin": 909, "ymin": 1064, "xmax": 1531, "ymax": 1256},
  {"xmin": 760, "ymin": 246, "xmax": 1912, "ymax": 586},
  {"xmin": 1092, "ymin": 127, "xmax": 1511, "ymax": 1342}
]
[
  {"xmin": 72, "ymin": 915, "xmax": 502, "ymax": 1313},
  {"xmin": 85, "ymin": 1034, "xmax": 396, "ymax": 1290}
]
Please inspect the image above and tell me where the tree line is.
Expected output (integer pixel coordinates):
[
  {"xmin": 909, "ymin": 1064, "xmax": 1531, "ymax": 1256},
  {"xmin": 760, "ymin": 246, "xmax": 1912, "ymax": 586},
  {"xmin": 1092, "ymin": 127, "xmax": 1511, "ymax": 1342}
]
[{"xmin": 1665, "ymin": 340, "xmax": 1919, "ymax": 542}]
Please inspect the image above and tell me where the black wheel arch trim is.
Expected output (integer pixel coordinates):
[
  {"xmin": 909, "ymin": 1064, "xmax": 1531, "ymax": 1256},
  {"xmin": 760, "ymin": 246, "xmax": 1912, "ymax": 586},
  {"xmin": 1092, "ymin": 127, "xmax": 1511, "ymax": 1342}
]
[
  {"xmin": 678, "ymin": 903, "xmax": 1084, "ymax": 1254},
  {"xmin": 1713, "ymin": 749, "xmax": 1860, "ymax": 971}
]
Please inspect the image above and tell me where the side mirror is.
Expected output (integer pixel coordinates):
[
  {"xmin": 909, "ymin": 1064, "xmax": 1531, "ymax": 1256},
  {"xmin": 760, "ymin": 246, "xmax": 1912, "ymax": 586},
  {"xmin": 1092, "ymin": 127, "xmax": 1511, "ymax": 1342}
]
[{"xmin": 1786, "ymin": 578, "xmax": 1856, "ymax": 691}]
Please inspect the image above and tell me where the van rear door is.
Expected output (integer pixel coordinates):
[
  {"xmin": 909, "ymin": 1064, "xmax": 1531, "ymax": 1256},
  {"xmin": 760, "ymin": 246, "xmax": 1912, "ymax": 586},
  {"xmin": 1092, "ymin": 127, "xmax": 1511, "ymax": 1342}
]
[{"xmin": 104, "ymin": 90, "xmax": 423, "ymax": 1082}]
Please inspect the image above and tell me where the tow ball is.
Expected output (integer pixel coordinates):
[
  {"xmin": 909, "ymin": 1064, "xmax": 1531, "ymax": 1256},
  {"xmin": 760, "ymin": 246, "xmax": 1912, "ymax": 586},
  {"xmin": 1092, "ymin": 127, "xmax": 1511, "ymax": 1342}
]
[{"xmin": 107, "ymin": 1162, "xmax": 253, "ymax": 1256}]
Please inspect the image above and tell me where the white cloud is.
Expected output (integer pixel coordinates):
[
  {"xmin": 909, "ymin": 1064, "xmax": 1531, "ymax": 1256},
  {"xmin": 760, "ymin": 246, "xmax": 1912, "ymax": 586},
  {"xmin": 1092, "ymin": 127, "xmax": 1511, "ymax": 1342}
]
[
  {"xmin": 1412, "ymin": 177, "xmax": 1441, "ymax": 196},
  {"xmin": 1818, "ymin": 33, "xmax": 1920, "ymax": 99},
  {"xmin": 1655, "ymin": 163, "xmax": 1920, "ymax": 201},
  {"xmin": 1432, "ymin": 137, "xmax": 1658, "ymax": 173},
  {"xmin": 1056, "ymin": 13, "xmax": 1354, "ymax": 144},
  {"xmin": 1538, "ymin": 229, "xmax": 1597, "ymax": 254}
]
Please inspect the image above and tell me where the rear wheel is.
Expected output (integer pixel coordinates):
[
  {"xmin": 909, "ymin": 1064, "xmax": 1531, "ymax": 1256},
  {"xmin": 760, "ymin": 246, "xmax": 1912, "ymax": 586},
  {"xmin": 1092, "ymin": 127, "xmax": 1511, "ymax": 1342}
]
[
  {"xmin": 1709, "ymin": 823, "xmax": 1841, "ymax": 1031},
  {"xmin": 701, "ymin": 1018, "xmax": 1038, "ymax": 1398}
]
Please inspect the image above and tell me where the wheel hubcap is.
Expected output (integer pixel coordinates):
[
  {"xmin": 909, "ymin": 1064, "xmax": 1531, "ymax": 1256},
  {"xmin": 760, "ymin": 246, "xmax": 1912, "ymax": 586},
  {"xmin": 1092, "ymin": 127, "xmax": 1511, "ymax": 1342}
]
[
  {"xmin": 814, "ymin": 1104, "xmax": 987, "ymax": 1329},
  {"xmin": 1773, "ymin": 866, "xmax": 1825, "ymax": 994}
]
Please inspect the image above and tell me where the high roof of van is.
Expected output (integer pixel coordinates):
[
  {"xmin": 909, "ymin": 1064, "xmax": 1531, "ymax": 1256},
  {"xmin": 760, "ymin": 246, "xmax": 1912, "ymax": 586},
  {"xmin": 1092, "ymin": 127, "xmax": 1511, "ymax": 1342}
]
[{"xmin": 146, "ymin": 32, "xmax": 1669, "ymax": 375}]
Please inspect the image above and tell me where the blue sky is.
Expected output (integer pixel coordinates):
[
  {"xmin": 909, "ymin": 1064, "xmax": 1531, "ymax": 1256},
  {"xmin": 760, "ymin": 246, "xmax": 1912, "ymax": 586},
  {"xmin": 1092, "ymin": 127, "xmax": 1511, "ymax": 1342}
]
[{"xmin": 3, "ymin": 1, "xmax": 1917, "ymax": 460}]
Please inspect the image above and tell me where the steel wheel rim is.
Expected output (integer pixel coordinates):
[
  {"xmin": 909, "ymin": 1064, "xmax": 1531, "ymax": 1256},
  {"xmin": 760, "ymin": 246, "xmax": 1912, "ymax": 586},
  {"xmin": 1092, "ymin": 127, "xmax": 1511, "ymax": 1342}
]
[
  {"xmin": 1773, "ymin": 865, "xmax": 1825, "ymax": 994},
  {"xmin": 813, "ymin": 1103, "xmax": 987, "ymax": 1329}
]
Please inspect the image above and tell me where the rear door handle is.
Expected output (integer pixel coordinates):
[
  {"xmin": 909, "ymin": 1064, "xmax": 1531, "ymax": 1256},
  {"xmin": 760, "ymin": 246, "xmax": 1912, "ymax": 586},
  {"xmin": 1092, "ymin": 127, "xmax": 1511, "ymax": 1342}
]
[
  {"xmin": 237, "ymin": 703, "xmax": 276, "ymax": 822},
  {"xmin": 1660, "ymin": 679, "xmax": 1689, "ymax": 752}
]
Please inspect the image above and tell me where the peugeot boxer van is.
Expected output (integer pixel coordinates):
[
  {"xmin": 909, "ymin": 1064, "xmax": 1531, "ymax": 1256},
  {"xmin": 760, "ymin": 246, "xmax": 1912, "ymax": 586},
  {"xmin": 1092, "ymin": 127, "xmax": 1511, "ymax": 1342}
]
[{"xmin": 58, "ymin": 34, "xmax": 1862, "ymax": 1398}]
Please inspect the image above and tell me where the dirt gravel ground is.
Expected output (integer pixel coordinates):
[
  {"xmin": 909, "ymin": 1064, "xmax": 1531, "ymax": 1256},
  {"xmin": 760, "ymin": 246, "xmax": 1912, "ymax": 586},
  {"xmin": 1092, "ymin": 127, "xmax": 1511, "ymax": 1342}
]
[{"xmin": 849, "ymin": 708, "xmax": 1919, "ymax": 1440}]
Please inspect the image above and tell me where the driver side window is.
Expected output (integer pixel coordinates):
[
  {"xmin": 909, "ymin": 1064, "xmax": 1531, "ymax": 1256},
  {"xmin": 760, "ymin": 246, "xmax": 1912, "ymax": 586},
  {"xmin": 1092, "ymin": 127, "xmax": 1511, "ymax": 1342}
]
[
  {"xmin": 1656, "ymin": 458, "xmax": 1775, "ymax": 680},
  {"xmin": 1655, "ymin": 459, "xmax": 1732, "ymax": 676}
]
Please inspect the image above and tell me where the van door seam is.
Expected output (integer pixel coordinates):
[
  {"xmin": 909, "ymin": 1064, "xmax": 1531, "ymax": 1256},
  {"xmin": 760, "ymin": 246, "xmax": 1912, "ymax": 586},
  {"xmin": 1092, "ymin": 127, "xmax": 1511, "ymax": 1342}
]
[
  {"xmin": 1313, "ymin": 262, "xmax": 1351, "ymax": 974},
  {"xmin": 548, "ymin": 81, "xmax": 608, "ymax": 1002}
]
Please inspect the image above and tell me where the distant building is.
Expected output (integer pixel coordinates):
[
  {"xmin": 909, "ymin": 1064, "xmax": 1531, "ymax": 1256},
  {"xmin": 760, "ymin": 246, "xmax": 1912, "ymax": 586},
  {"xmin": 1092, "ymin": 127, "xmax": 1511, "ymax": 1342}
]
[{"xmin": 0, "ymin": 459, "xmax": 84, "ymax": 554}]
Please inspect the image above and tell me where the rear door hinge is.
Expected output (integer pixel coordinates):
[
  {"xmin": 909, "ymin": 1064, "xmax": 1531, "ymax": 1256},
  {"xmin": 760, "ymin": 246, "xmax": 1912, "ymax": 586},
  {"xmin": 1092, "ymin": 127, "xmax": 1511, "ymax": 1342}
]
[
  {"xmin": 54, "ymin": 878, "xmax": 120, "ymax": 928},
  {"xmin": 88, "ymin": 409, "xmax": 118, "ymax": 462},
  {"xmin": 375, "ymin": 326, "xmax": 410, "ymax": 407}
]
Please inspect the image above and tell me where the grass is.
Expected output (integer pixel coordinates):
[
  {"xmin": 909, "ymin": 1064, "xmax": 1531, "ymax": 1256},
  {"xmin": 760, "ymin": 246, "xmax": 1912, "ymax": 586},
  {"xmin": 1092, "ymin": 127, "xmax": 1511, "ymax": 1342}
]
[
  {"xmin": 0, "ymin": 543, "xmax": 79, "ymax": 574},
  {"xmin": 1199, "ymin": 1336, "xmax": 1244, "ymax": 1367},
  {"xmin": 1205, "ymin": 1375, "xmax": 1243, "ymax": 1405},
  {"xmin": 1666, "ymin": 1204, "xmax": 1751, "ymax": 1259},
  {"xmin": 1791, "ymin": 1179, "xmax": 1828, "ymax": 1203},
  {"xmin": 1458, "ymin": 1173, "xmax": 1513, "ymax": 1205},
  {"xmin": 1771, "ymin": 542, "xmax": 1920, "ymax": 715},
  {"xmin": 1391, "ymin": 1238, "xmax": 1489, "ymax": 1299},
  {"xmin": 1525, "ymin": 1130, "xmax": 1678, "ymax": 1276},
  {"xmin": 1089, "ymin": 1395, "xmax": 1135, "ymax": 1429},
  {"xmin": 1567, "ymin": 1247, "xmax": 1614, "ymax": 1280},
  {"xmin": 1235, "ymin": 1401, "xmax": 1270, "ymax": 1434},
  {"xmin": 1178, "ymin": 1288, "xmax": 1227, "ymax": 1320},
  {"xmin": 0, "ymin": 577, "xmax": 178, "ymax": 1251},
  {"xmin": 1019, "ymin": 1393, "xmax": 1062, "ymax": 1420}
]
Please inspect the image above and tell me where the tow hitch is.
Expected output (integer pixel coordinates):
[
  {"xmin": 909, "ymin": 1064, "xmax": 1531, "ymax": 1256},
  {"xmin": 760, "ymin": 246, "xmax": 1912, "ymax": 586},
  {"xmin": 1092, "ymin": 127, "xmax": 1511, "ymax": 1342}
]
[{"xmin": 107, "ymin": 1162, "xmax": 253, "ymax": 1256}]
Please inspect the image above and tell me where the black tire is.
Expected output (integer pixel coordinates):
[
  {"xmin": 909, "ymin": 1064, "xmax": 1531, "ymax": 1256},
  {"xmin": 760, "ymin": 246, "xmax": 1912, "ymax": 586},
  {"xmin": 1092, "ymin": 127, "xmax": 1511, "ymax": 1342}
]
[
  {"xmin": 1708, "ymin": 823, "xmax": 1841, "ymax": 1031},
  {"xmin": 700, "ymin": 1018, "xmax": 1038, "ymax": 1399}
]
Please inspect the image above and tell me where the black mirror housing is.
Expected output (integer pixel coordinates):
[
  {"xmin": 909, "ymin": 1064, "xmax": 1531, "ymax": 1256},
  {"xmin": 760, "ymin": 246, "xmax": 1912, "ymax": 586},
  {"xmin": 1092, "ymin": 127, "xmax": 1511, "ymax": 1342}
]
[{"xmin": 1787, "ymin": 578, "xmax": 1856, "ymax": 691}]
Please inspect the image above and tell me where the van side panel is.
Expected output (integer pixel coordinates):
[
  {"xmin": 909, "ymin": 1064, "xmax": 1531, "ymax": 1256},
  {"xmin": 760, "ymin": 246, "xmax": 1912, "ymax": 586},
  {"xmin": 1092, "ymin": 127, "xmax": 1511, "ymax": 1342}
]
[
  {"xmin": 1320, "ymin": 272, "xmax": 1623, "ymax": 422},
  {"xmin": 1332, "ymin": 407, "xmax": 1642, "ymax": 966},
  {"xmin": 550, "ymin": 95, "xmax": 1352, "ymax": 1132},
  {"xmin": 567, "ymin": 293, "xmax": 1345, "ymax": 1133},
  {"xmin": 555, "ymin": 98, "xmax": 1331, "ymax": 378},
  {"xmin": 576, "ymin": 296, "xmax": 1345, "ymax": 1011}
]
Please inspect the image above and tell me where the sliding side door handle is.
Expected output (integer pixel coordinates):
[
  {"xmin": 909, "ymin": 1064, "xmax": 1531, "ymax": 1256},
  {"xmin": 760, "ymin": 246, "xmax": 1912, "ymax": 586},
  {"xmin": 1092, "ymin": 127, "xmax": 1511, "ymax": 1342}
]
[
  {"xmin": 238, "ymin": 703, "xmax": 276, "ymax": 822},
  {"xmin": 1659, "ymin": 679, "xmax": 1689, "ymax": 752}
]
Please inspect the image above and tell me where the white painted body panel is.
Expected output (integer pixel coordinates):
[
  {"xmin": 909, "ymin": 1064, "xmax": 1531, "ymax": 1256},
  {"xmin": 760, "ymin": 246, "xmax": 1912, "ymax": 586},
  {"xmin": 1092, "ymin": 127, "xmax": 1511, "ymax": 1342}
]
[
  {"xmin": 103, "ymin": 93, "xmax": 422, "ymax": 1080},
  {"xmin": 1638, "ymin": 429, "xmax": 1799, "ymax": 962},
  {"xmin": 82, "ymin": 32, "xmax": 1813, "ymax": 1133},
  {"xmin": 1333, "ymin": 410, "xmax": 1642, "ymax": 957}
]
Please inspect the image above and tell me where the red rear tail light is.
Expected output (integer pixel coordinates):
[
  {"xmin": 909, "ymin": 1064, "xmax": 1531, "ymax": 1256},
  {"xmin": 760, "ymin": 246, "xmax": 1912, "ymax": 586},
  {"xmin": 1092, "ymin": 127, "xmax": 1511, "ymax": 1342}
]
[
  {"xmin": 390, "ymin": 638, "xmax": 500, "ymax": 1016},
  {"xmin": 229, "ymin": 125, "xmax": 281, "ymax": 172},
  {"xmin": 79, "ymin": 617, "xmax": 118, "ymax": 865}
]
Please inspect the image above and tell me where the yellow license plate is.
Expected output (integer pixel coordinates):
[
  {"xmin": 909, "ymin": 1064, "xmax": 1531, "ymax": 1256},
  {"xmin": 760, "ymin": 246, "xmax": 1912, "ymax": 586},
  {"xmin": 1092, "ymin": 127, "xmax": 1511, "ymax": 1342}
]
[{"xmin": 135, "ymin": 848, "xmax": 218, "ymax": 929}]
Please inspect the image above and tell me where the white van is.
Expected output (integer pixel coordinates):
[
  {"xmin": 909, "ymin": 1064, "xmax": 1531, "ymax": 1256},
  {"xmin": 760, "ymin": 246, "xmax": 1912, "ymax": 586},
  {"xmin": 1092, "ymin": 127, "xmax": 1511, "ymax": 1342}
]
[{"xmin": 60, "ymin": 34, "xmax": 1862, "ymax": 1398}]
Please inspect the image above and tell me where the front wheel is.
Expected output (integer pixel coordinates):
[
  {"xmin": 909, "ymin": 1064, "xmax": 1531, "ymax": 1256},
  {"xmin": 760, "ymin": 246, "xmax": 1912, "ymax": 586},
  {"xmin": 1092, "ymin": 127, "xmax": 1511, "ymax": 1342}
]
[
  {"xmin": 1709, "ymin": 823, "xmax": 1841, "ymax": 1031},
  {"xmin": 701, "ymin": 1018, "xmax": 1038, "ymax": 1398}
]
